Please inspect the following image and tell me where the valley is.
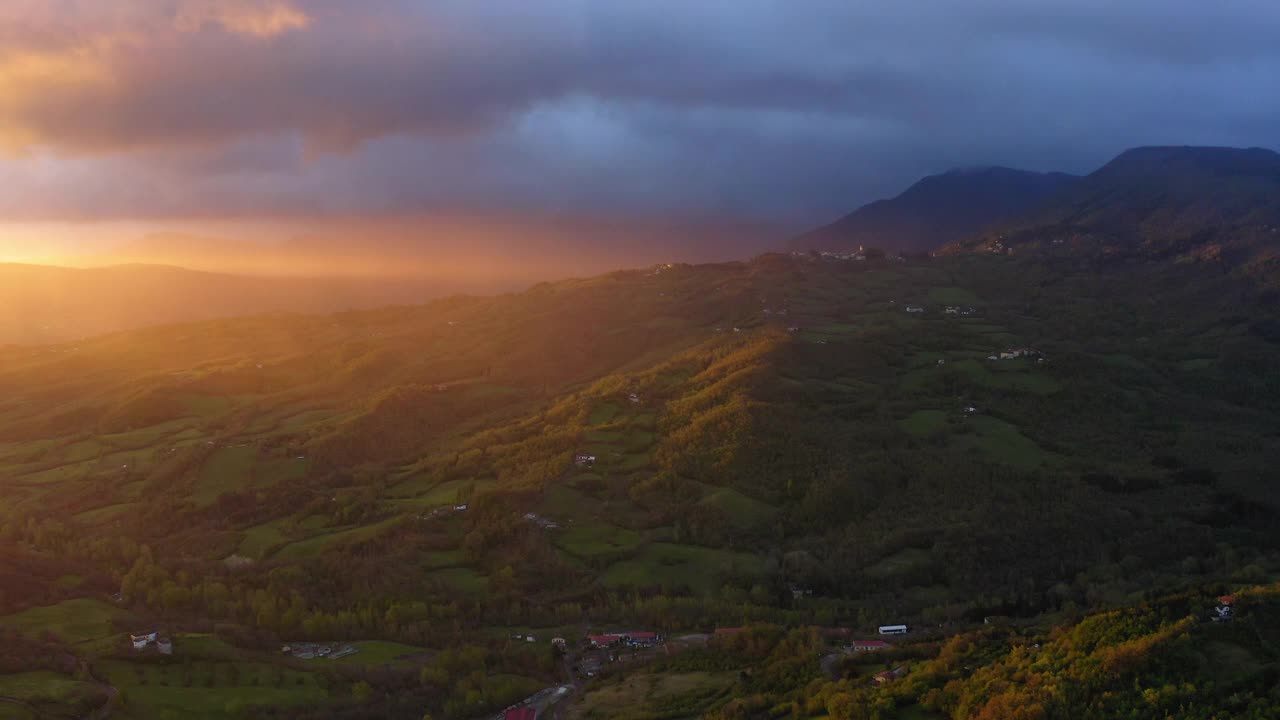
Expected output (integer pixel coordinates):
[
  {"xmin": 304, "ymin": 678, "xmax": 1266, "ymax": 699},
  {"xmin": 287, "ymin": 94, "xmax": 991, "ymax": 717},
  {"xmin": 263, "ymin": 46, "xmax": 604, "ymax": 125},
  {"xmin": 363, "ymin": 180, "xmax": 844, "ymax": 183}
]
[{"xmin": 0, "ymin": 245, "xmax": 1278, "ymax": 718}]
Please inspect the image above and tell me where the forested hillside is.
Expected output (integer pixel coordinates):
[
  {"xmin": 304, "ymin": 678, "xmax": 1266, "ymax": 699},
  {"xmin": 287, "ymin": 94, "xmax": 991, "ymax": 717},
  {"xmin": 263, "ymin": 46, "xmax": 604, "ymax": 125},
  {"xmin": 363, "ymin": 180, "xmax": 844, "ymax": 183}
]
[
  {"xmin": 945, "ymin": 146, "xmax": 1280, "ymax": 290},
  {"xmin": 0, "ymin": 248, "xmax": 1278, "ymax": 718}
]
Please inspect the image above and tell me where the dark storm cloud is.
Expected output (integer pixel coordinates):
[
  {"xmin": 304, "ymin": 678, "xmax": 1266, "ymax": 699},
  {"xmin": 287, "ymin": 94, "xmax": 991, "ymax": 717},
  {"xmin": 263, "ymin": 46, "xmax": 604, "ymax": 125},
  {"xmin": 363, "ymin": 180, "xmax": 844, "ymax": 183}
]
[{"xmin": 2, "ymin": 0, "xmax": 1279, "ymax": 225}]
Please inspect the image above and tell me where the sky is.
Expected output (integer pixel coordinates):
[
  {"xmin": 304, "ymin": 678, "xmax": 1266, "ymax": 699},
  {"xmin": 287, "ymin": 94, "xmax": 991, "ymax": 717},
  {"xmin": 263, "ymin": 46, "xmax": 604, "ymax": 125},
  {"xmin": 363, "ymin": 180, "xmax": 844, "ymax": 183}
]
[{"xmin": 2, "ymin": 0, "xmax": 1279, "ymax": 271}]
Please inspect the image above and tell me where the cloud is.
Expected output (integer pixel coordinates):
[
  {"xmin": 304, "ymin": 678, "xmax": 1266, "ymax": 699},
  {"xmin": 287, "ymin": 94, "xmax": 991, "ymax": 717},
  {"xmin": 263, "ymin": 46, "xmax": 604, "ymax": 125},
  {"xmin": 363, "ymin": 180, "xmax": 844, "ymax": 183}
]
[
  {"xmin": 173, "ymin": 0, "xmax": 310, "ymax": 37},
  {"xmin": 0, "ymin": 0, "xmax": 1278, "ymax": 227}
]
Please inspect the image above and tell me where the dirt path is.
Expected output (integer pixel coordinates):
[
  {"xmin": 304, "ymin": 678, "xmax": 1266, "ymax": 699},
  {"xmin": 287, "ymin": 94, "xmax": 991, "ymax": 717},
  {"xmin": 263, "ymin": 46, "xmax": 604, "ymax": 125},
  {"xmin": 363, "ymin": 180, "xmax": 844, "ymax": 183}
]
[{"xmin": 72, "ymin": 656, "xmax": 118, "ymax": 720}]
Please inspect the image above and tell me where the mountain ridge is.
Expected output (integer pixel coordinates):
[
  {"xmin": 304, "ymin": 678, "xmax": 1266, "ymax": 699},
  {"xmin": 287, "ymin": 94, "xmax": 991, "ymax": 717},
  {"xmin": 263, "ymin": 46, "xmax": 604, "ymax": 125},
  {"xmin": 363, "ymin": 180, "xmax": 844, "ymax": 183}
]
[
  {"xmin": 941, "ymin": 145, "xmax": 1280, "ymax": 280},
  {"xmin": 791, "ymin": 166, "xmax": 1078, "ymax": 253}
]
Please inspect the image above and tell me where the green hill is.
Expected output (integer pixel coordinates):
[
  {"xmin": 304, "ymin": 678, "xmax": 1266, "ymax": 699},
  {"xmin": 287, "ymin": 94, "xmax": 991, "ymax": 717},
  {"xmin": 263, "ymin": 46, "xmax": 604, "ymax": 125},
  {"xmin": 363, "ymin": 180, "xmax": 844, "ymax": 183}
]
[{"xmin": 0, "ymin": 249, "xmax": 1278, "ymax": 718}]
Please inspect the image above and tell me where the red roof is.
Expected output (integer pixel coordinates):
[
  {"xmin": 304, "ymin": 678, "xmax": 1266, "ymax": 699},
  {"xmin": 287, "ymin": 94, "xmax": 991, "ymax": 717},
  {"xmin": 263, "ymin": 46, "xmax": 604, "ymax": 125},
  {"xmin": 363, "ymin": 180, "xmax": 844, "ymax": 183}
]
[
  {"xmin": 588, "ymin": 634, "xmax": 621, "ymax": 645},
  {"xmin": 853, "ymin": 640, "xmax": 889, "ymax": 648},
  {"xmin": 1219, "ymin": 595, "xmax": 1235, "ymax": 605},
  {"xmin": 506, "ymin": 708, "xmax": 536, "ymax": 720}
]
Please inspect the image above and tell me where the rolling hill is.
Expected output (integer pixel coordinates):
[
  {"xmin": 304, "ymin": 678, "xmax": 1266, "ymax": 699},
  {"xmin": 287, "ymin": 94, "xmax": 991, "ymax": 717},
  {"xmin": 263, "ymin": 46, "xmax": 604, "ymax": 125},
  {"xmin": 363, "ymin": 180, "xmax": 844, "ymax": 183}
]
[
  {"xmin": 0, "ymin": 159, "xmax": 1279, "ymax": 717},
  {"xmin": 791, "ymin": 167, "xmax": 1077, "ymax": 253}
]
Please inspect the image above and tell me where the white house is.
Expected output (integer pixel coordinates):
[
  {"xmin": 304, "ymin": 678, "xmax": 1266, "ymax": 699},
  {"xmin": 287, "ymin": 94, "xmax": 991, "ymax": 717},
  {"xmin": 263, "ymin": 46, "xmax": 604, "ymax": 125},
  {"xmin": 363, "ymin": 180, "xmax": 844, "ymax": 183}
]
[
  {"xmin": 131, "ymin": 632, "xmax": 158, "ymax": 651},
  {"xmin": 877, "ymin": 625, "xmax": 909, "ymax": 636}
]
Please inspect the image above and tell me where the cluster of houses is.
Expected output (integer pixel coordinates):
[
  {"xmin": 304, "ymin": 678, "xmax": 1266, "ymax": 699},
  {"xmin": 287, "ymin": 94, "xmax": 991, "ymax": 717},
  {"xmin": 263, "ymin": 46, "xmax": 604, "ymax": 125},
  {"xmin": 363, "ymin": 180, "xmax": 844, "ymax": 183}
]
[
  {"xmin": 523, "ymin": 512, "xmax": 560, "ymax": 530},
  {"xmin": 130, "ymin": 632, "xmax": 172, "ymax": 655},
  {"xmin": 1213, "ymin": 595, "xmax": 1235, "ymax": 622},
  {"xmin": 417, "ymin": 503, "xmax": 468, "ymax": 521},
  {"xmin": 791, "ymin": 250, "xmax": 867, "ymax": 262},
  {"xmin": 987, "ymin": 347, "xmax": 1043, "ymax": 361},
  {"xmin": 573, "ymin": 454, "xmax": 596, "ymax": 467},
  {"xmin": 587, "ymin": 631, "xmax": 661, "ymax": 649},
  {"xmin": 903, "ymin": 304, "xmax": 979, "ymax": 316},
  {"xmin": 281, "ymin": 643, "xmax": 358, "ymax": 660}
]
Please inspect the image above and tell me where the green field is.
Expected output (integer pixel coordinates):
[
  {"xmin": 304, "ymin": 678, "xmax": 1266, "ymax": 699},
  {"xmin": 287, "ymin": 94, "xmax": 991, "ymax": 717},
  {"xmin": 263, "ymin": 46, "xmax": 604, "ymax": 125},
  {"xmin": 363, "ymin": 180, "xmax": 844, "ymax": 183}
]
[
  {"xmin": 864, "ymin": 548, "xmax": 933, "ymax": 579},
  {"xmin": 601, "ymin": 543, "xmax": 765, "ymax": 593},
  {"xmin": 332, "ymin": 640, "xmax": 427, "ymax": 666},
  {"xmin": 587, "ymin": 402, "xmax": 621, "ymax": 425},
  {"xmin": 191, "ymin": 446, "xmax": 258, "ymax": 506},
  {"xmin": 272, "ymin": 516, "xmax": 402, "ymax": 560},
  {"xmin": 900, "ymin": 410, "xmax": 948, "ymax": 437},
  {"xmin": 0, "ymin": 598, "xmax": 119, "ymax": 645},
  {"xmin": 238, "ymin": 518, "xmax": 291, "ymax": 558},
  {"xmin": 171, "ymin": 633, "xmax": 239, "ymax": 660},
  {"xmin": 555, "ymin": 521, "xmax": 645, "ymax": 558},
  {"xmin": 74, "ymin": 501, "xmax": 139, "ymax": 524},
  {"xmin": 101, "ymin": 660, "xmax": 326, "ymax": 720},
  {"xmin": 696, "ymin": 487, "xmax": 776, "ymax": 528},
  {"xmin": 426, "ymin": 568, "xmax": 490, "ymax": 595},
  {"xmin": 928, "ymin": 286, "xmax": 980, "ymax": 305},
  {"xmin": 961, "ymin": 416, "xmax": 1053, "ymax": 470},
  {"xmin": 0, "ymin": 671, "xmax": 95, "ymax": 705}
]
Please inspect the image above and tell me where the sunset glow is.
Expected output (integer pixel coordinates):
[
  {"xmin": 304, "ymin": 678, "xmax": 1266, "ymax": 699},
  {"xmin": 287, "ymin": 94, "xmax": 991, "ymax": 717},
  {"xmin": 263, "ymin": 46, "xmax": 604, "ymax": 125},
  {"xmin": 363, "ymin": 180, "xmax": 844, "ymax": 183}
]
[{"xmin": 2, "ymin": 4, "xmax": 1280, "ymax": 718}]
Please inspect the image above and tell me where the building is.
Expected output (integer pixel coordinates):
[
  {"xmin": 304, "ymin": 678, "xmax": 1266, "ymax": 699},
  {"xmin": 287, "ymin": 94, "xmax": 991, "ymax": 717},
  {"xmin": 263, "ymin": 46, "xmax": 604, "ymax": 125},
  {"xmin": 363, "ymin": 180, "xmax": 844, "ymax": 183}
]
[
  {"xmin": 588, "ymin": 634, "xmax": 622, "ymax": 648},
  {"xmin": 626, "ymin": 631, "xmax": 659, "ymax": 646},
  {"xmin": 877, "ymin": 625, "xmax": 908, "ymax": 636},
  {"xmin": 156, "ymin": 637, "xmax": 173, "ymax": 655},
  {"xmin": 851, "ymin": 640, "xmax": 889, "ymax": 652},
  {"xmin": 505, "ymin": 708, "xmax": 536, "ymax": 720},
  {"xmin": 905, "ymin": 305, "xmax": 925, "ymax": 313},
  {"xmin": 1213, "ymin": 597, "xmax": 1235, "ymax": 622},
  {"xmin": 574, "ymin": 454, "xmax": 596, "ymax": 467},
  {"xmin": 131, "ymin": 632, "xmax": 158, "ymax": 651},
  {"xmin": 873, "ymin": 670, "xmax": 897, "ymax": 685}
]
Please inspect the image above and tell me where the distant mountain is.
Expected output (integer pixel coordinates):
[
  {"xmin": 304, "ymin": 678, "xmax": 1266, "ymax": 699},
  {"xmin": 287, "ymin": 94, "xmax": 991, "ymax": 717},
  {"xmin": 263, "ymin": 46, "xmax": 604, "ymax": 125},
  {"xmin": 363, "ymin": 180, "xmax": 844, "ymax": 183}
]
[
  {"xmin": 791, "ymin": 166, "xmax": 1078, "ymax": 253},
  {"xmin": 944, "ymin": 146, "xmax": 1280, "ymax": 281},
  {"xmin": 0, "ymin": 263, "xmax": 442, "ymax": 345}
]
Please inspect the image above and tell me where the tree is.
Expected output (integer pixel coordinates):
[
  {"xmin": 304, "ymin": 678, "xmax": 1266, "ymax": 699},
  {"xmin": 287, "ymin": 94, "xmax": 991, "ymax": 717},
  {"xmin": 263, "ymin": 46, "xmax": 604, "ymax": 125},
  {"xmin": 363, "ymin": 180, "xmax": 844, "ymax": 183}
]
[{"xmin": 352, "ymin": 680, "xmax": 374, "ymax": 703}]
